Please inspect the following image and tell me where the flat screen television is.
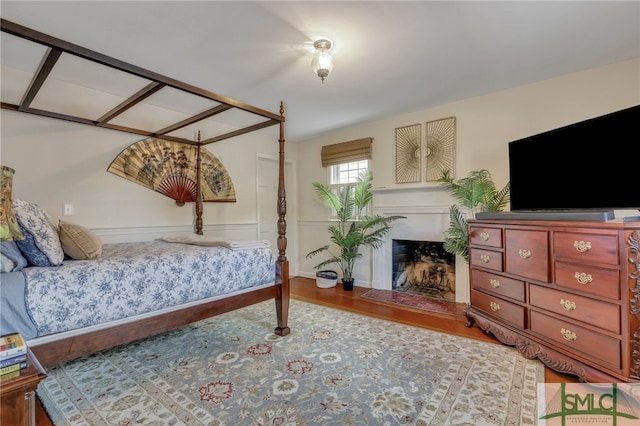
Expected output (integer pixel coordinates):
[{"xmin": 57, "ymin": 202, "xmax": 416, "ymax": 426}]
[{"xmin": 482, "ymin": 105, "xmax": 639, "ymax": 221}]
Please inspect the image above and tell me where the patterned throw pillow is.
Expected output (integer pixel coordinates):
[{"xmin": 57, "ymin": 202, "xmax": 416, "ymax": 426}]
[
  {"xmin": 15, "ymin": 224, "xmax": 54, "ymax": 266},
  {"xmin": 13, "ymin": 199, "xmax": 64, "ymax": 266}
]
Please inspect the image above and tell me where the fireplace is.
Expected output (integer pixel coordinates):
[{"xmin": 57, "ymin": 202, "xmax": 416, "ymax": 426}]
[
  {"xmin": 392, "ymin": 239, "xmax": 456, "ymax": 301},
  {"xmin": 369, "ymin": 186, "xmax": 470, "ymax": 304}
]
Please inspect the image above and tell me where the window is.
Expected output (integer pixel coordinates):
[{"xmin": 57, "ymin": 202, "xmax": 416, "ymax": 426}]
[
  {"xmin": 321, "ymin": 138, "xmax": 373, "ymax": 219},
  {"xmin": 327, "ymin": 160, "xmax": 370, "ymax": 219},
  {"xmin": 329, "ymin": 160, "xmax": 369, "ymax": 186}
]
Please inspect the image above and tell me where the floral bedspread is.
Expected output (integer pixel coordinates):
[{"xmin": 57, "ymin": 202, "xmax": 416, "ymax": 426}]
[{"xmin": 23, "ymin": 240, "xmax": 275, "ymax": 337}]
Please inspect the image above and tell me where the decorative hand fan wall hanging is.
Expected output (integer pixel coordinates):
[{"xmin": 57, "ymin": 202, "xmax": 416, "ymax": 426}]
[{"xmin": 107, "ymin": 137, "xmax": 236, "ymax": 206}]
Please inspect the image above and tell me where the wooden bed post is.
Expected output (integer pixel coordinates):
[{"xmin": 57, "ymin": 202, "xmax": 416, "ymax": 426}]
[
  {"xmin": 274, "ymin": 101, "xmax": 290, "ymax": 336},
  {"xmin": 195, "ymin": 132, "xmax": 204, "ymax": 235}
]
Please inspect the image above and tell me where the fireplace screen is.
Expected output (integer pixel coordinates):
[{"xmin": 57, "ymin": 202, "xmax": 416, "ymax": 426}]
[{"xmin": 392, "ymin": 239, "xmax": 456, "ymax": 301}]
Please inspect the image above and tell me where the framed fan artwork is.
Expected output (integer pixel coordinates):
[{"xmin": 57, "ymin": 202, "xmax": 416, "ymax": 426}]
[
  {"xmin": 424, "ymin": 117, "xmax": 456, "ymax": 181},
  {"xmin": 108, "ymin": 137, "xmax": 236, "ymax": 205},
  {"xmin": 394, "ymin": 124, "xmax": 422, "ymax": 184}
]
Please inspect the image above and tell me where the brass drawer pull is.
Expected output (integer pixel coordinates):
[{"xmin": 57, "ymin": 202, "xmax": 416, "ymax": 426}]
[
  {"xmin": 573, "ymin": 240, "xmax": 592, "ymax": 253},
  {"xmin": 480, "ymin": 232, "xmax": 490, "ymax": 241},
  {"xmin": 490, "ymin": 279, "xmax": 500, "ymax": 288},
  {"xmin": 560, "ymin": 299, "xmax": 576, "ymax": 311},
  {"xmin": 480, "ymin": 254, "xmax": 491, "ymax": 263},
  {"xmin": 490, "ymin": 302, "xmax": 500, "ymax": 311},
  {"xmin": 574, "ymin": 272, "xmax": 593, "ymax": 285},
  {"xmin": 518, "ymin": 248, "xmax": 531, "ymax": 259},
  {"xmin": 561, "ymin": 328, "xmax": 577, "ymax": 342}
]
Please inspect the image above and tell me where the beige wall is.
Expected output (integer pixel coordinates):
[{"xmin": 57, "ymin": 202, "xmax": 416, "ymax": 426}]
[
  {"xmin": 0, "ymin": 108, "xmax": 294, "ymax": 241},
  {"xmin": 1, "ymin": 58, "xmax": 638, "ymax": 286},
  {"xmin": 296, "ymin": 58, "xmax": 639, "ymax": 289}
]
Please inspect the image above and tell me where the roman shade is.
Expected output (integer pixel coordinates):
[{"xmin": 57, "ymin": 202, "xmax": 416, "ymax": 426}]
[{"xmin": 321, "ymin": 138, "xmax": 372, "ymax": 167}]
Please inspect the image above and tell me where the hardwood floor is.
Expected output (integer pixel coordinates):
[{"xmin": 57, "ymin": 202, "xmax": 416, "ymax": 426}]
[
  {"xmin": 36, "ymin": 276, "xmax": 576, "ymax": 425},
  {"xmin": 289, "ymin": 276, "xmax": 578, "ymax": 384}
]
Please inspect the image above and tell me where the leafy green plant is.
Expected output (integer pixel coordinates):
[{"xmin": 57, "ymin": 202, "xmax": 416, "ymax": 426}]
[
  {"xmin": 439, "ymin": 169, "xmax": 510, "ymax": 262},
  {"xmin": 306, "ymin": 170, "xmax": 405, "ymax": 283}
]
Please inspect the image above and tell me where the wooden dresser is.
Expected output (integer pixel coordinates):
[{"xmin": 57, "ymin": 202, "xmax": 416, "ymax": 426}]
[{"xmin": 465, "ymin": 218, "xmax": 640, "ymax": 382}]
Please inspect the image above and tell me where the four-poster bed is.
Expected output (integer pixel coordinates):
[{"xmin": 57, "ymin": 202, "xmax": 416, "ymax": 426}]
[{"xmin": 0, "ymin": 19, "xmax": 290, "ymax": 366}]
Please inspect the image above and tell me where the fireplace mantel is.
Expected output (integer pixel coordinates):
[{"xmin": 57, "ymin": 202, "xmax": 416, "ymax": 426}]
[{"xmin": 370, "ymin": 183, "xmax": 444, "ymax": 194}]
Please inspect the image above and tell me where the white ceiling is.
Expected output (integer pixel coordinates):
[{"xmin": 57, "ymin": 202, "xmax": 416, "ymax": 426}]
[{"xmin": 1, "ymin": 1, "xmax": 639, "ymax": 142}]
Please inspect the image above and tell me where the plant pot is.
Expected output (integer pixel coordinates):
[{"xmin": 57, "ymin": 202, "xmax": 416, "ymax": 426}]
[
  {"xmin": 342, "ymin": 279, "xmax": 354, "ymax": 291},
  {"xmin": 316, "ymin": 270, "xmax": 338, "ymax": 288}
]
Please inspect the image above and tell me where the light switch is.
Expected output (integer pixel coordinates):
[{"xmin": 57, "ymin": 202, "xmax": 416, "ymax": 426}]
[{"xmin": 63, "ymin": 204, "xmax": 74, "ymax": 215}]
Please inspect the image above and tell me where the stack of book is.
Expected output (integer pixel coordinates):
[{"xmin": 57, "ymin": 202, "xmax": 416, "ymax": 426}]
[{"xmin": 0, "ymin": 333, "xmax": 28, "ymax": 379}]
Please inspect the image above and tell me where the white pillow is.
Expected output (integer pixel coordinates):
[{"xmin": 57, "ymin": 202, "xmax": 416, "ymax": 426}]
[{"xmin": 13, "ymin": 199, "xmax": 64, "ymax": 266}]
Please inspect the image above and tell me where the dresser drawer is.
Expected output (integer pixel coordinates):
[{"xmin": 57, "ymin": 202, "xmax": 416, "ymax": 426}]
[
  {"xmin": 529, "ymin": 286, "xmax": 621, "ymax": 334},
  {"xmin": 470, "ymin": 269, "xmax": 525, "ymax": 302},
  {"xmin": 469, "ymin": 248, "xmax": 503, "ymax": 271},
  {"xmin": 555, "ymin": 262, "xmax": 620, "ymax": 300},
  {"xmin": 505, "ymin": 229, "xmax": 549, "ymax": 282},
  {"xmin": 470, "ymin": 290, "xmax": 525, "ymax": 329},
  {"xmin": 553, "ymin": 232, "xmax": 619, "ymax": 265},
  {"xmin": 469, "ymin": 226, "xmax": 503, "ymax": 248},
  {"xmin": 530, "ymin": 310, "xmax": 621, "ymax": 370}
]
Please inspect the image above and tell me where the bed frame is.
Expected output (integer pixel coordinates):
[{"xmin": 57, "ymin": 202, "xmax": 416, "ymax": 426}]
[
  {"xmin": 1, "ymin": 19, "xmax": 290, "ymax": 366},
  {"xmin": 32, "ymin": 281, "xmax": 290, "ymax": 366}
]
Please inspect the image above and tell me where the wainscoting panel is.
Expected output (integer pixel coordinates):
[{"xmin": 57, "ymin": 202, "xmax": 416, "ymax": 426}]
[{"xmin": 93, "ymin": 223, "xmax": 261, "ymax": 244}]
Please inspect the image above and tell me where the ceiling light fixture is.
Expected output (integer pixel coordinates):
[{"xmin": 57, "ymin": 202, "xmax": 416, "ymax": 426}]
[{"xmin": 311, "ymin": 38, "xmax": 334, "ymax": 84}]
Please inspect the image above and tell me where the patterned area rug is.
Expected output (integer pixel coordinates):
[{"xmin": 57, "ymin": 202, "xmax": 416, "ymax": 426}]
[
  {"xmin": 37, "ymin": 300, "xmax": 542, "ymax": 425},
  {"xmin": 361, "ymin": 289, "xmax": 468, "ymax": 316}
]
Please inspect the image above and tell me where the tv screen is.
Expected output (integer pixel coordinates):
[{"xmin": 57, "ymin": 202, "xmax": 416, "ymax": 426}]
[{"xmin": 508, "ymin": 105, "xmax": 640, "ymax": 213}]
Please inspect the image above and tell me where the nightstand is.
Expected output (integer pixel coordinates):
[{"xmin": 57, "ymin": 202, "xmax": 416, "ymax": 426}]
[{"xmin": 1, "ymin": 348, "xmax": 47, "ymax": 426}]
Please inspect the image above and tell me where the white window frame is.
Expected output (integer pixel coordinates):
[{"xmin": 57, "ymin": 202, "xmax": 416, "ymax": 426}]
[{"xmin": 327, "ymin": 160, "xmax": 370, "ymax": 220}]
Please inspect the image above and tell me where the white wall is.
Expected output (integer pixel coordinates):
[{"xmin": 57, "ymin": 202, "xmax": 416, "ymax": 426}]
[{"xmin": 296, "ymin": 58, "xmax": 639, "ymax": 297}]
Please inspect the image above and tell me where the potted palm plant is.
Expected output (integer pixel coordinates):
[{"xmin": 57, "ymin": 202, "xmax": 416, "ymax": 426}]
[
  {"xmin": 306, "ymin": 170, "xmax": 405, "ymax": 291},
  {"xmin": 438, "ymin": 169, "xmax": 510, "ymax": 262}
]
